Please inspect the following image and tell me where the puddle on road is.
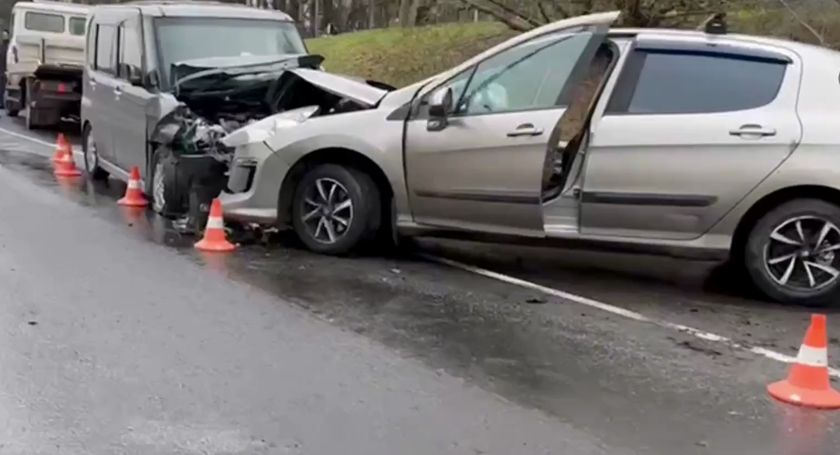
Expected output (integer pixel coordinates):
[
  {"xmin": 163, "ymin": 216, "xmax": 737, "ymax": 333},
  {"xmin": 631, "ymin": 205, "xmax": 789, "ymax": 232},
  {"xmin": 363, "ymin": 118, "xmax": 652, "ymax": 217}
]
[{"xmin": 3, "ymin": 148, "xmax": 840, "ymax": 454}]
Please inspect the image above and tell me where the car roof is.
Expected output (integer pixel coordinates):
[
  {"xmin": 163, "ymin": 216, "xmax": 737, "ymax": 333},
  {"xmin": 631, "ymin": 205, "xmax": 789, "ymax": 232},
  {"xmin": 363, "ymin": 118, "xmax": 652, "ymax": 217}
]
[
  {"xmin": 94, "ymin": 1, "xmax": 293, "ymax": 21},
  {"xmin": 13, "ymin": 0, "xmax": 92, "ymax": 15}
]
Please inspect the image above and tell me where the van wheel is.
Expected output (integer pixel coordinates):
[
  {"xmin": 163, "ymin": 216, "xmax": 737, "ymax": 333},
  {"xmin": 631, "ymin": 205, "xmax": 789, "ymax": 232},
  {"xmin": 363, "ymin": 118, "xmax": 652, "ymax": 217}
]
[
  {"xmin": 82, "ymin": 124, "xmax": 108, "ymax": 181},
  {"xmin": 291, "ymin": 164, "xmax": 381, "ymax": 255},
  {"xmin": 745, "ymin": 199, "xmax": 840, "ymax": 306},
  {"xmin": 147, "ymin": 146, "xmax": 188, "ymax": 218}
]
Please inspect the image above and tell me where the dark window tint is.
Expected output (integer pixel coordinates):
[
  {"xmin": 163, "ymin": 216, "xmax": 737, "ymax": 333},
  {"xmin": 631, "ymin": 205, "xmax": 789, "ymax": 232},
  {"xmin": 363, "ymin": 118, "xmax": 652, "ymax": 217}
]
[
  {"xmin": 25, "ymin": 12, "xmax": 64, "ymax": 33},
  {"xmin": 618, "ymin": 52, "xmax": 786, "ymax": 115},
  {"xmin": 69, "ymin": 17, "xmax": 86, "ymax": 36},
  {"xmin": 95, "ymin": 24, "xmax": 117, "ymax": 74}
]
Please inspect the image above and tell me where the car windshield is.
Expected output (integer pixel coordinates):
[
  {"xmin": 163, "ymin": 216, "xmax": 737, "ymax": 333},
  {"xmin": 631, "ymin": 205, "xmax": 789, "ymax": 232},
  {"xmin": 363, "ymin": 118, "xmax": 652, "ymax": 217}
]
[{"xmin": 154, "ymin": 17, "xmax": 306, "ymax": 88}]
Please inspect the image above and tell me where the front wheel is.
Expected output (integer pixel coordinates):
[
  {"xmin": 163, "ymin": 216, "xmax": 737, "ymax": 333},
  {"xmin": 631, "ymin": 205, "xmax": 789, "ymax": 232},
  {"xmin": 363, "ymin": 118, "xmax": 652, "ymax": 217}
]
[
  {"xmin": 147, "ymin": 146, "xmax": 188, "ymax": 218},
  {"xmin": 291, "ymin": 164, "xmax": 381, "ymax": 255},
  {"xmin": 745, "ymin": 199, "xmax": 840, "ymax": 306}
]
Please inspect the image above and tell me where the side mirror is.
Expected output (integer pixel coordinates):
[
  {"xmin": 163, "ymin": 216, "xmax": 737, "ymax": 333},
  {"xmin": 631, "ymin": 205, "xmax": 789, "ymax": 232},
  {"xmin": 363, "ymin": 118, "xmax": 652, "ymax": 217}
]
[
  {"xmin": 428, "ymin": 87, "xmax": 453, "ymax": 118},
  {"xmin": 143, "ymin": 69, "xmax": 160, "ymax": 89}
]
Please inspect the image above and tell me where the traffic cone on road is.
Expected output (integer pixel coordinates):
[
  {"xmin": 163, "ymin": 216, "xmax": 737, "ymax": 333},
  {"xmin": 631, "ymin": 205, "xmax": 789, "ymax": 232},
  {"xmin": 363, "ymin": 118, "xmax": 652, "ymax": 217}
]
[
  {"xmin": 117, "ymin": 167, "xmax": 148, "ymax": 207},
  {"xmin": 51, "ymin": 133, "xmax": 71, "ymax": 166},
  {"xmin": 53, "ymin": 144, "xmax": 81, "ymax": 177},
  {"xmin": 194, "ymin": 198, "xmax": 235, "ymax": 252},
  {"xmin": 768, "ymin": 314, "xmax": 840, "ymax": 409}
]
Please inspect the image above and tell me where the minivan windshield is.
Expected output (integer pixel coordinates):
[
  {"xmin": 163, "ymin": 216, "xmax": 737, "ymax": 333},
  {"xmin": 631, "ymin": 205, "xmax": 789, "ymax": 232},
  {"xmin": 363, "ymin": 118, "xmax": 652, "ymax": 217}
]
[{"xmin": 154, "ymin": 17, "xmax": 306, "ymax": 87}]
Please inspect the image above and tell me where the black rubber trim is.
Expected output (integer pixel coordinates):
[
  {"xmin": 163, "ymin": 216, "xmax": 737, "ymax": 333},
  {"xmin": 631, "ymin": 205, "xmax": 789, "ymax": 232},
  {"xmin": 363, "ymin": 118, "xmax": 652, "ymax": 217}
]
[
  {"xmin": 581, "ymin": 192, "xmax": 717, "ymax": 207},
  {"xmin": 634, "ymin": 40, "xmax": 792, "ymax": 64},
  {"xmin": 414, "ymin": 190, "xmax": 539, "ymax": 204}
]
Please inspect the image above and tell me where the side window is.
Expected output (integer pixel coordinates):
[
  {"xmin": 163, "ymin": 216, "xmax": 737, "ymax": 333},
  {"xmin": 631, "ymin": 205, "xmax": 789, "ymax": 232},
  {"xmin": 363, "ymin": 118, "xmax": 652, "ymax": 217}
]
[
  {"xmin": 117, "ymin": 17, "xmax": 143, "ymax": 80},
  {"xmin": 94, "ymin": 24, "xmax": 117, "ymax": 75},
  {"xmin": 446, "ymin": 28, "xmax": 597, "ymax": 116},
  {"xmin": 607, "ymin": 51, "xmax": 787, "ymax": 115},
  {"xmin": 24, "ymin": 12, "xmax": 64, "ymax": 33},
  {"xmin": 69, "ymin": 17, "xmax": 86, "ymax": 36}
]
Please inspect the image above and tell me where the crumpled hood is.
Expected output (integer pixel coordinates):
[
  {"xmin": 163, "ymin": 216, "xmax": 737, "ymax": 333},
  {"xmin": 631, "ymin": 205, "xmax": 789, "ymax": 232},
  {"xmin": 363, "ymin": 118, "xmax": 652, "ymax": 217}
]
[{"xmin": 287, "ymin": 68, "xmax": 390, "ymax": 107}]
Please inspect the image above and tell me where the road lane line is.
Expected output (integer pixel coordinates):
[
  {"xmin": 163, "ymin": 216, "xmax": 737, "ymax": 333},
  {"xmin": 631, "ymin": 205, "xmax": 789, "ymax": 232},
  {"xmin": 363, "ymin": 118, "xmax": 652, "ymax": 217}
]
[
  {"xmin": 0, "ymin": 126, "xmax": 81, "ymax": 154},
  {"xmin": 421, "ymin": 253, "xmax": 840, "ymax": 378}
]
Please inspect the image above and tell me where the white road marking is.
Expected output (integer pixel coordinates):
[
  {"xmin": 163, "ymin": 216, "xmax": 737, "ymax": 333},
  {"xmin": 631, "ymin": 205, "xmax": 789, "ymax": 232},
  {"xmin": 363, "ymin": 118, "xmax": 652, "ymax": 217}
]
[
  {"xmin": 0, "ymin": 126, "xmax": 81, "ymax": 155},
  {"xmin": 422, "ymin": 253, "xmax": 840, "ymax": 378}
]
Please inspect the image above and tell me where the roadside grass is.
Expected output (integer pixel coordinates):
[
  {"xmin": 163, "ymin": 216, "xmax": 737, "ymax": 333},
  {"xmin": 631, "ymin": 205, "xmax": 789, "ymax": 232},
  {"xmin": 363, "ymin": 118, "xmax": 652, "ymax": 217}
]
[{"xmin": 306, "ymin": 22, "xmax": 515, "ymax": 88}]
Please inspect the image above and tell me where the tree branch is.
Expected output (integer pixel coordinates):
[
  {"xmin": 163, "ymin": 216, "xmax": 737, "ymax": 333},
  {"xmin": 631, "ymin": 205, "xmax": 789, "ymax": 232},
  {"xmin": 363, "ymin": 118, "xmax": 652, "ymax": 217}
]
[
  {"xmin": 458, "ymin": 0, "xmax": 531, "ymax": 31},
  {"xmin": 537, "ymin": 2, "xmax": 553, "ymax": 23},
  {"xmin": 776, "ymin": 0, "xmax": 826, "ymax": 45},
  {"xmin": 484, "ymin": 0, "xmax": 542, "ymax": 27}
]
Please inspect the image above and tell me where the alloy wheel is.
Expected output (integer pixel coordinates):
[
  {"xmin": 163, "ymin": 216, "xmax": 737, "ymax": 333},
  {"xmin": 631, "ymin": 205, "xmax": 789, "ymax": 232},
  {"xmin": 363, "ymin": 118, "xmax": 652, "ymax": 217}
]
[
  {"xmin": 152, "ymin": 161, "xmax": 166, "ymax": 213},
  {"xmin": 300, "ymin": 177, "xmax": 354, "ymax": 244},
  {"xmin": 763, "ymin": 215, "xmax": 840, "ymax": 291}
]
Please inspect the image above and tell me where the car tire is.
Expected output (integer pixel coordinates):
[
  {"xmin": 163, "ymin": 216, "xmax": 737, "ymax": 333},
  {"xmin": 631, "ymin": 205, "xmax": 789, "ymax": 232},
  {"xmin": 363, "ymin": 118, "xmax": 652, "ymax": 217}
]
[
  {"xmin": 82, "ymin": 124, "xmax": 109, "ymax": 181},
  {"xmin": 744, "ymin": 199, "xmax": 840, "ymax": 306},
  {"xmin": 291, "ymin": 164, "xmax": 381, "ymax": 255},
  {"xmin": 147, "ymin": 146, "xmax": 188, "ymax": 218}
]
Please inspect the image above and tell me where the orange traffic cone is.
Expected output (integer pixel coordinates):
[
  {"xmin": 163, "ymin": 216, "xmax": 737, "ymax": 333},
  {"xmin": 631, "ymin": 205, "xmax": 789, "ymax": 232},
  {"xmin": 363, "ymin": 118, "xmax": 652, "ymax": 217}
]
[
  {"xmin": 194, "ymin": 198, "xmax": 235, "ymax": 252},
  {"xmin": 53, "ymin": 145, "xmax": 81, "ymax": 177},
  {"xmin": 768, "ymin": 314, "xmax": 840, "ymax": 409},
  {"xmin": 117, "ymin": 167, "xmax": 148, "ymax": 207},
  {"xmin": 52, "ymin": 133, "xmax": 71, "ymax": 166}
]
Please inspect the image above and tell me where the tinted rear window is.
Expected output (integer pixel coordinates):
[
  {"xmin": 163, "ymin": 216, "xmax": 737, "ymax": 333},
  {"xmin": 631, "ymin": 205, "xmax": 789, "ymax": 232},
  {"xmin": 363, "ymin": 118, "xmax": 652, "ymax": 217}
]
[
  {"xmin": 613, "ymin": 51, "xmax": 786, "ymax": 115},
  {"xmin": 24, "ymin": 12, "xmax": 65, "ymax": 33},
  {"xmin": 69, "ymin": 16, "xmax": 86, "ymax": 36}
]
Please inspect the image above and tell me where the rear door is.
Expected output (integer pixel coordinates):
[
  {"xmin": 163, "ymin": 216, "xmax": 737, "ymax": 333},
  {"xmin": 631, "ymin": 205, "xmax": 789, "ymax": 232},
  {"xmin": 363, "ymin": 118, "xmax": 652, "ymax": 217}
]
[
  {"xmin": 111, "ymin": 9, "xmax": 152, "ymax": 180},
  {"xmin": 403, "ymin": 12, "xmax": 618, "ymax": 236},
  {"xmin": 580, "ymin": 37, "xmax": 802, "ymax": 240}
]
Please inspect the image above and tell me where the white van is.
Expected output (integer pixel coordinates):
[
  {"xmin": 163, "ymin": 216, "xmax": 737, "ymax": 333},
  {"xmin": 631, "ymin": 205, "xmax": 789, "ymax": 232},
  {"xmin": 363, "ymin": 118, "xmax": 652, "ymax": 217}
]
[{"xmin": 5, "ymin": 0, "xmax": 91, "ymax": 128}]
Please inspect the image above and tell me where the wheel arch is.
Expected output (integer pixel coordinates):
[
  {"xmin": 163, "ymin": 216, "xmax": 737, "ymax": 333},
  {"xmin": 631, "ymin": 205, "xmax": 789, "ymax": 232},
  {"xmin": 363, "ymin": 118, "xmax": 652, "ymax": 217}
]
[
  {"xmin": 732, "ymin": 184, "xmax": 840, "ymax": 259},
  {"xmin": 277, "ymin": 147, "xmax": 394, "ymax": 229}
]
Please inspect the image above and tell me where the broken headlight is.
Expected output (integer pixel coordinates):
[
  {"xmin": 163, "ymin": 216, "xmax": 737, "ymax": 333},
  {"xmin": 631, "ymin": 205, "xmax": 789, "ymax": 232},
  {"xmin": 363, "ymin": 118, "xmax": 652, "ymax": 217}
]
[{"xmin": 220, "ymin": 105, "xmax": 320, "ymax": 148}]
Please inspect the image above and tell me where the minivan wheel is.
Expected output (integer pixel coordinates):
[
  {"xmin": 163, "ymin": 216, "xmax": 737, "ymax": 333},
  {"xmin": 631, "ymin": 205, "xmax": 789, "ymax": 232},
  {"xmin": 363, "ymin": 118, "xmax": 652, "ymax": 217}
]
[
  {"xmin": 82, "ymin": 124, "xmax": 108, "ymax": 181},
  {"xmin": 745, "ymin": 199, "xmax": 840, "ymax": 306},
  {"xmin": 148, "ymin": 146, "xmax": 188, "ymax": 218},
  {"xmin": 291, "ymin": 164, "xmax": 381, "ymax": 255}
]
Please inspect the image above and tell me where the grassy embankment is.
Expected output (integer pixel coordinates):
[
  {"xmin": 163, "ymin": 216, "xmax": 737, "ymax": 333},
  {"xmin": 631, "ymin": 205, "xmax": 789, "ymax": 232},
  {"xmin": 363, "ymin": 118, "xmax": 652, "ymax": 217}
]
[{"xmin": 306, "ymin": 22, "xmax": 515, "ymax": 88}]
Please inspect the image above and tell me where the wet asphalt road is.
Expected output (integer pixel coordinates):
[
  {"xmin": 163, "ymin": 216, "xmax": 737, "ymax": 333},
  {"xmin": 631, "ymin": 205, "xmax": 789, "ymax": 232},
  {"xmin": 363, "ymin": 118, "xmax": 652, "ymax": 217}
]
[{"xmin": 0, "ymin": 117, "xmax": 839, "ymax": 454}]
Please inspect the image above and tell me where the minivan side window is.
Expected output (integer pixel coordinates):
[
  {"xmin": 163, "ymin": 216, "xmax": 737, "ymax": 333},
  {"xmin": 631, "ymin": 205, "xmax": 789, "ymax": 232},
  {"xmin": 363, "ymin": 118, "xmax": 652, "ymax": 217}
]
[
  {"xmin": 606, "ymin": 50, "xmax": 787, "ymax": 115},
  {"xmin": 69, "ymin": 17, "xmax": 86, "ymax": 36},
  {"xmin": 95, "ymin": 24, "xmax": 117, "ymax": 75},
  {"xmin": 117, "ymin": 17, "xmax": 142, "ymax": 79},
  {"xmin": 24, "ymin": 12, "xmax": 65, "ymax": 33}
]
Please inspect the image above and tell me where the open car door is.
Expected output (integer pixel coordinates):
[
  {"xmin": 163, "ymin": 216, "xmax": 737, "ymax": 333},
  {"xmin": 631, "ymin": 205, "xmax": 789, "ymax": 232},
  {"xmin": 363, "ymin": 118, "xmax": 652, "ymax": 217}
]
[{"xmin": 403, "ymin": 11, "xmax": 620, "ymax": 237}]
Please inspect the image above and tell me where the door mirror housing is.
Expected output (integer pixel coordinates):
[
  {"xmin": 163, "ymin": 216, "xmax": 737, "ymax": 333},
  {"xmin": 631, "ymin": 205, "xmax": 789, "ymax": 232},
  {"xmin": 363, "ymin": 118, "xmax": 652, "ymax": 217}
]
[
  {"xmin": 143, "ymin": 69, "xmax": 160, "ymax": 89},
  {"xmin": 428, "ymin": 87, "xmax": 453, "ymax": 118}
]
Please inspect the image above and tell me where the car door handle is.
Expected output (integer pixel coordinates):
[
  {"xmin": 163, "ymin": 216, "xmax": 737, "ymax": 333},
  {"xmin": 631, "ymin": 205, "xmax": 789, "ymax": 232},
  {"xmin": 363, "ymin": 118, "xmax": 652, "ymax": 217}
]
[
  {"xmin": 507, "ymin": 124, "xmax": 544, "ymax": 137},
  {"xmin": 729, "ymin": 124, "xmax": 776, "ymax": 138}
]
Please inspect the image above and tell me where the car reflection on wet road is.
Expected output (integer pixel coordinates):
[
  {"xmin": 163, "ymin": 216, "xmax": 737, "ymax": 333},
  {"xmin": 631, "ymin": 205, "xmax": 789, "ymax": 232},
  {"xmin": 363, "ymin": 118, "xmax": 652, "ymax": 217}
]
[{"xmin": 0, "ymin": 117, "xmax": 838, "ymax": 454}]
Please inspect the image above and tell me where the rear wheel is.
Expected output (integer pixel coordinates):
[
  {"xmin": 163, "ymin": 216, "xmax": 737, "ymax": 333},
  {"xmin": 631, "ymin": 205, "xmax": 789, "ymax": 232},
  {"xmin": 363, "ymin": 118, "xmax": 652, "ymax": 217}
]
[
  {"xmin": 291, "ymin": 164, "xmax": 381, "ymax": 255},
  {"xmin": 82, "ymin": 124, "xmax": 108, "ymax": 181},
  {"xmin": 744, "ymin": 199, "xmax": 840, "ymax": 306}
]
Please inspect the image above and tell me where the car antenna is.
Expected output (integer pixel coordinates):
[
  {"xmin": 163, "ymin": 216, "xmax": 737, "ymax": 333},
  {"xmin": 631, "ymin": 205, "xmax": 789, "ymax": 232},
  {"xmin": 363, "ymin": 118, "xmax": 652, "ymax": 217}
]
[{"xmin": 702, "ymin": 13, "xmax": 727, "ymax": 35}]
